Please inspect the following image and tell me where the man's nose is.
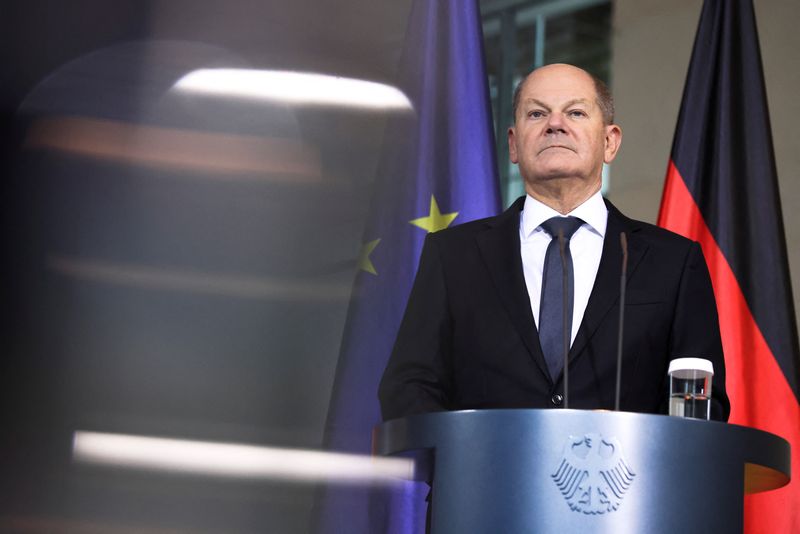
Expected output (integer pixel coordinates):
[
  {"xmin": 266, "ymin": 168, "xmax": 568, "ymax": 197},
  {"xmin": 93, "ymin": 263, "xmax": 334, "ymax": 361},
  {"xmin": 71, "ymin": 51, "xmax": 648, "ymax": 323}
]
[{"xmin": 545, "ymin": 112, "xmax": 567, "ymax": 134}]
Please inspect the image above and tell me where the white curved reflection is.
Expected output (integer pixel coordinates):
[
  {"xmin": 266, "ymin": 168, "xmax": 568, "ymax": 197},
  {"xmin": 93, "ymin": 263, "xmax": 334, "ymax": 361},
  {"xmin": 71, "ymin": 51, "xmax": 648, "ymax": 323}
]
[
  {"xmin": 172, "ymin": 69, "xmax": 413, "ymax": 110},
  {"xmin": 73, "ymin": 431, "xmax": 414, "ymax": 484}
]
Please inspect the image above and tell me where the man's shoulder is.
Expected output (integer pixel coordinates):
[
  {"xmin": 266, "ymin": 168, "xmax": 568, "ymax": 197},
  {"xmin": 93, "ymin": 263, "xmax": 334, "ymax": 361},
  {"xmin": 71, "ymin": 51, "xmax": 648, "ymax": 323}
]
[
  {"xmin": 428, "ymin": 197, "xmax": 523, "ymax": 244},
  {"xmin": 426, "ymin": 209, "xmax": 515, "ymax": 255},
  {"xmin": 630, "ymin": 217, "xmax": 694, "ymax": 244},
  {"xmin": 432, "ymin": 213, "xmax": 498, "ymax": 238},
  {"xmin": 608, "ymin": 201, "xmax": 697, "ymax": 252}
]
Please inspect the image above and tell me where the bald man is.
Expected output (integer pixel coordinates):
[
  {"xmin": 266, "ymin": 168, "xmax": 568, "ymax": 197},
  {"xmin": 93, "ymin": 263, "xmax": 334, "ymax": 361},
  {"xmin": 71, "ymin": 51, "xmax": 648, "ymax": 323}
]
[{"xmin": 379, "ymin": 64, "xmax": 729, "ymax": 422}]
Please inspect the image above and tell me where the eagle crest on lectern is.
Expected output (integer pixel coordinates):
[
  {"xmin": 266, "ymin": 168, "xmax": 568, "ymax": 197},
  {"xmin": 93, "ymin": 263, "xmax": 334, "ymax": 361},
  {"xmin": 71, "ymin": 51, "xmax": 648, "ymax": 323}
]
[{"xmin": 551, "ymin": 433, "xmax": 636, "ymax": 514}]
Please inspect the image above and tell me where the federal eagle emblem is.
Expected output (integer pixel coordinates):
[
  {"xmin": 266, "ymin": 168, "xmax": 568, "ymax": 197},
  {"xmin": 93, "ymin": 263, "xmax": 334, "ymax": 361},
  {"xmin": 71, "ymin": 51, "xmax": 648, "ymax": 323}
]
[{"xmin": 551, "ymin": 433, "xmax": 636, "ymax": 514}]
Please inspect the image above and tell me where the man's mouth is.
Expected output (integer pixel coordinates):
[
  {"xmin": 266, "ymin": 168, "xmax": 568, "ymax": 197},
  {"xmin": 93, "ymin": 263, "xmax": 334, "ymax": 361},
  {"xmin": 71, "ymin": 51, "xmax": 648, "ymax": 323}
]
[{"xmin": 539, "ymin": 145, "xmax": 574, "ymax": 154}]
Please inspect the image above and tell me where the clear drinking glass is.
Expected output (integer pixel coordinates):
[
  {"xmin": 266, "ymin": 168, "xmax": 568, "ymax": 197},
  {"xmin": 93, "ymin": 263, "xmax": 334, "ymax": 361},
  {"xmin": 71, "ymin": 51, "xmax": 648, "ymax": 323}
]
[{"xmin": 668, "ymin": 357, "xmax": 714, "ymax": 420}]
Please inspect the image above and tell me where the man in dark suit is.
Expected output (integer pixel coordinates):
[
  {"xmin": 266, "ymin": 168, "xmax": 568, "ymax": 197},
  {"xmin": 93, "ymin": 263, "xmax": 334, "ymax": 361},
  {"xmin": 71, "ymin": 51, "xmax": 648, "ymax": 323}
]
[{"xmin": 379, "ymin": 64, "xmax": 729, "ymax": 422}]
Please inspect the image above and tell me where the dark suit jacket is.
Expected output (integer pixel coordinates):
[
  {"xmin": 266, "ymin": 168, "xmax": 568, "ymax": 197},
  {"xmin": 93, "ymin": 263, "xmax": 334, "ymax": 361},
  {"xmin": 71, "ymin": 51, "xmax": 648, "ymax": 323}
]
[{"xmin": 379, "ymin": 196, "xmax": 730, "ymax": 421}]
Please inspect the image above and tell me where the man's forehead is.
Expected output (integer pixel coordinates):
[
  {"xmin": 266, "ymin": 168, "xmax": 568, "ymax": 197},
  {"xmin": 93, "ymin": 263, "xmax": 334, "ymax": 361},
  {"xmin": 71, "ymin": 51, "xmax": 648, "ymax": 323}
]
[
  {"xmin": 527, "ymin": 64, "xmax": 594, "ymax": 86},
  {"xmin": 519, "ymin": 68, "xmax": 597, "ymax": 105}
]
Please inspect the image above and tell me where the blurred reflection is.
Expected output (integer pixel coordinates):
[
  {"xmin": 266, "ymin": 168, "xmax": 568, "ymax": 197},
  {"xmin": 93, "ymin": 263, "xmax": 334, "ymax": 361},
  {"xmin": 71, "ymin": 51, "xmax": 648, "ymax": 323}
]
[
  {"xmin": 173, "ymin": 69, "xmax": 413, "ymax": 110},
  {"xmin": 25, "ymin": 115, "xmax": 323, "ymax": 180},
  {"xmin": 73, "ymin": 431, "xmax": 414, "ymax": 483},
  {"xmin": 2, "ymin": 3, "xmax": 411, "ymax": 528},
  {"xmin": 48, "ymin": 255, "xmax": 352, "ymax": 300}
]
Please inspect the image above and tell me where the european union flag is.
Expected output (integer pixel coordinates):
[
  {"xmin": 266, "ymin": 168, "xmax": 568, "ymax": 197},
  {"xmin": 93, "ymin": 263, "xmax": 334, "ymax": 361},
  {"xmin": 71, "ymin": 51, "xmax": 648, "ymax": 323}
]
[{"xmin": 314, "ymin": 0, "xmax": 501, "ymax": 532}]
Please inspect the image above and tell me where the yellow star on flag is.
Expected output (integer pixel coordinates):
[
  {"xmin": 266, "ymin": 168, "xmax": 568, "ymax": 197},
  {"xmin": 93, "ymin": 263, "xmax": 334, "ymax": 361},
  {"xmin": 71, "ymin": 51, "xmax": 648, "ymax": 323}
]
[
  {"xmin": 409, "ymin": 195, "xmax": 458, "ymax": 233},
  {"xmin": 357, "ymin": 238, "xmax": 381, "ymax": 275}
]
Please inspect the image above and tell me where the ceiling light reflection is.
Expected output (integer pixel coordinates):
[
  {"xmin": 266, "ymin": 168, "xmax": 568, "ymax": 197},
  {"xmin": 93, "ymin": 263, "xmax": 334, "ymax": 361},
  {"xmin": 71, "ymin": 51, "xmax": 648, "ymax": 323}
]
[
  {"xmin": 73, "ymin": 431, "xmax": 414, "ymax": 484},
  {"xmin": 173, "ymin": 69, "xmax": 413, "ymax": 110}
]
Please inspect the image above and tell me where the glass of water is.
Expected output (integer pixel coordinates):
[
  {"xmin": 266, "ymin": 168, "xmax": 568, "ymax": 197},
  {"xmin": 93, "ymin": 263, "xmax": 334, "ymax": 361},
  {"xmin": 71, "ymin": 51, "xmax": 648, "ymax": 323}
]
[{"xmin": 668, "ymin": 358, "xmax": 714, "ymax": 420}]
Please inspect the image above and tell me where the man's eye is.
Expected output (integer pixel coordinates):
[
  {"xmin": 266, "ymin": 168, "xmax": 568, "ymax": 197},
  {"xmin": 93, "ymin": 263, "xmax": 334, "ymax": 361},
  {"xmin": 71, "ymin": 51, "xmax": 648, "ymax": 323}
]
[
  {"xmin": 568, "ymin": 110, "xmax": 587, "ymax": 117},
  {"xmin": 528, "ymin": 110, "xmax": 544, "ymax": 118}
]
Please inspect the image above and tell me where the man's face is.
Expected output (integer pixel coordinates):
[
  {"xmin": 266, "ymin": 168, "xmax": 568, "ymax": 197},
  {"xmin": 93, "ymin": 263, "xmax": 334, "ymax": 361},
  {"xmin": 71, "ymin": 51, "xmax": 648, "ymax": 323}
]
[{"xmin": 508, "ymin": 65, "xmax": 621, "ymax": 190}]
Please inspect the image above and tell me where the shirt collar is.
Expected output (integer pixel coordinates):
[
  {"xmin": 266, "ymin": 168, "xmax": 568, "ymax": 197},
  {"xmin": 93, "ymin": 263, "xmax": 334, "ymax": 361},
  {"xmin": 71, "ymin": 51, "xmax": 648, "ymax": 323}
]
[{"xmin": 520, "ymin": 189, "xmax": 608, "ymax": 239}]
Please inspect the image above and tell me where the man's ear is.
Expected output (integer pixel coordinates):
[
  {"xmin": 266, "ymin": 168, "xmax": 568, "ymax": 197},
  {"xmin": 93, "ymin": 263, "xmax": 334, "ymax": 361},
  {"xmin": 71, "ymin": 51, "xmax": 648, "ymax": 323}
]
[
  {"xmin": 603, "ymin": 124, "xmax": 622, "ymax": 164},
  {"xmin": 508, "ymin": 127, "xmax": 519, "ymax": 164}
]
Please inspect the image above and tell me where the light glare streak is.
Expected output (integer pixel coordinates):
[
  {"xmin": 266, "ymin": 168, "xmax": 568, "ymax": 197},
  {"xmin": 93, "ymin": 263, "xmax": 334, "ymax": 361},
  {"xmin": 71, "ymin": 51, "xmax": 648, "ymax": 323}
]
[{"xmin": 73, "ymin": 431, "xmax": 414, "ymax": 484}]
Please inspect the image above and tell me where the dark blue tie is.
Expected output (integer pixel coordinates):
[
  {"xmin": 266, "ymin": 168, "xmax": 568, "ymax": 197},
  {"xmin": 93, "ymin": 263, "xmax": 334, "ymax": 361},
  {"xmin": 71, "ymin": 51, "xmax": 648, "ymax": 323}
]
[{"xmin": 539, "ymin": 216, "xmax": 584, "ymax": 381}]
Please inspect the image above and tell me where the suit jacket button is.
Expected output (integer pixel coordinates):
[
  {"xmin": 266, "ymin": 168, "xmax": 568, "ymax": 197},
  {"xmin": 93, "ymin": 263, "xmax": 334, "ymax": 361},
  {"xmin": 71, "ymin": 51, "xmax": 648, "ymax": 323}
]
[{"xmin": 551, "ymin": 394, "xmax": 564, "ymax": 406}]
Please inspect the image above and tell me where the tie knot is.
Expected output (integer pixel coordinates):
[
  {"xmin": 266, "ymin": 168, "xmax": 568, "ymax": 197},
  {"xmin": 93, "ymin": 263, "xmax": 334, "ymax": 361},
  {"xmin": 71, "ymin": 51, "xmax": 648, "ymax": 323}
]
[{"xmin": 541, "ymin": 216, "xmax": 583, "ymax": 240}]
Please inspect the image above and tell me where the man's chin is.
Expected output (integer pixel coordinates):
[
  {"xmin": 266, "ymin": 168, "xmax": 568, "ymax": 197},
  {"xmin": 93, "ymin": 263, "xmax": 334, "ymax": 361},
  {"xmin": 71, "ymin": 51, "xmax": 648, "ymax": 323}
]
[
  {"xmin": 530, "ymin": 167, "xmax": 580, "ymax": 181},
  {"xmin": 534, "ymin": 151, "xmax": 580, "ymax": 170}
]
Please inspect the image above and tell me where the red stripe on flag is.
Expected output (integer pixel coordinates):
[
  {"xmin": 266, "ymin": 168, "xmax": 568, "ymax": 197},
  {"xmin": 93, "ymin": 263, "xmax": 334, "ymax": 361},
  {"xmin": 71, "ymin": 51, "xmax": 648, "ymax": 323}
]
[{"xmin": 659, "ymin": 160, "xmax": 800, "ymax": 531}]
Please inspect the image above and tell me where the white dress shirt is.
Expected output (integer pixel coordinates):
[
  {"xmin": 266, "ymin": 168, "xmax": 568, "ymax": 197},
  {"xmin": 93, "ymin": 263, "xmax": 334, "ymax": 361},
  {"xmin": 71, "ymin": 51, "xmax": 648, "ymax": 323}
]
[{"xmin": 519, "ymin": 190, "xmax": 608, "ymax": 346}]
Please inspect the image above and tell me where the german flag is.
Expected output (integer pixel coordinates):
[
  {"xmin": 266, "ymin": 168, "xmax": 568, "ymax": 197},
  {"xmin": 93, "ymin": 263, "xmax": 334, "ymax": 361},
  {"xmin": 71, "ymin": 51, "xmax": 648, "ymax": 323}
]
[{"xmin": 658, "ymin": 1, "xmax": 800, "ymax": 531}]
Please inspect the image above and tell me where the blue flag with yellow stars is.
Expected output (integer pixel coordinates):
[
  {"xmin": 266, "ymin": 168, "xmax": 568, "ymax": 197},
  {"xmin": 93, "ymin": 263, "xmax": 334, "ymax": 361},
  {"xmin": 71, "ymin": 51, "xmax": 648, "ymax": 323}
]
[{"xmin": 313, "ymin": 0, "xmax": 501, "ymax": 532}]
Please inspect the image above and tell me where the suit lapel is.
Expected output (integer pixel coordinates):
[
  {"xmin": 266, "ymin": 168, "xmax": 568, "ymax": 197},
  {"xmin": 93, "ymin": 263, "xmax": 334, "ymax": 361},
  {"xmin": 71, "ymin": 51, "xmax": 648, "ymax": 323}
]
[
  {"xmin": 476, "ymin": 197, "xmax": 552, "ymax": 380},
  {"xmin": 569, "ymin": 200, "xmax": 648, "ymax": 362},
  {"xmin": 475, "ymin": 197, "xmax": 650, "ymax": 382}
]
